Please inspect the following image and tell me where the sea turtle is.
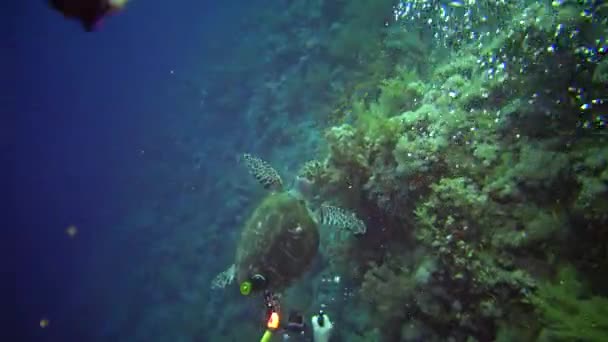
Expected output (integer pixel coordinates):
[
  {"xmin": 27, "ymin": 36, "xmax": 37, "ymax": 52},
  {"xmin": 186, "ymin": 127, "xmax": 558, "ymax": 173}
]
[{"xmin": 211, "ymin": 153, "xmax": 366, "ymax": 293}]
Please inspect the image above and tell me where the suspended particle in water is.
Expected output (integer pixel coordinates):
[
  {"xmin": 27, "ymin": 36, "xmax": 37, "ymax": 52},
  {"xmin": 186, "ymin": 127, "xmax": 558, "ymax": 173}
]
[
  {"xmin": 595, "ymin": 115, "xmax": 606, "ymax": 128},
  {"xmin": 66, "ymin": 225, "xmax": 78, "ymax": 238},
  {"xmin": 40, "ymin": 318, "xmax": 49, "ymax": 328}
]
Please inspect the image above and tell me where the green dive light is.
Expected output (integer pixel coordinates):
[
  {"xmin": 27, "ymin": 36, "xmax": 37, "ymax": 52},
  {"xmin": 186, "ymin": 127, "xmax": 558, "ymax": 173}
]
[{"xmin": 240, "ymin": 281, "xmax": 252, "ymax": 296}]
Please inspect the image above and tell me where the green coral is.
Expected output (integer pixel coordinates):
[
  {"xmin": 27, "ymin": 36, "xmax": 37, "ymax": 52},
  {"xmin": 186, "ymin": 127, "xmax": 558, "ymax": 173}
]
[
  {"xmin": 360, "ymin": 258, "xmax": 415, "ymax": 322},
  {"xmin": 513, "ymin": 144, "xmax": 569, "ymax": 186},
  {"xmin": 592, "ymin": 58, "xmax": 608, "ymax": 85},
  {"xmin": 413, "ymin": 175, "xmax": 538, "ymax": 318},
  {"xmin": 434, "ymin": 53, "xmax": 478, "ymax": 82},
  {"xmin": 473, "ymin": 142, "xmax": 500, "ymax": 167},
  {"xmin": 373, "ymin": 70, "xmax": 424, "ymax": 116},
  {"xmin": 323, "ymin": 123, "xmax": 372, "ymax": 206},
  {"xmin": 358, "ymin": 253, "xmax": 431, "ymax": 339},
  {"xmin": 572, "ymin": 144, "xmax": 608, "ymax": 218},
  {"xmin": 491, "ymin": 206, "xmax": 567, "ymax": 249},
  {"xmin": 531, "ymin": 265, "xmax": 608, "ymax": 342},
  {"xmin": 416, "ymin": 177, "xmax": 489, "ymax": 236},
  {"xmin": 393, "ymin": 129, "xmax": 447, "ymax": 177},
  {"xmin": 485, "ymin": 142, "xmax": 570, "ymax": 199},
  {"xmin": 391, "ymin": 103, "xmax": 463, "ymax": 178},
  {"xmin": 325, "ymin": 124, "xmax": 370, "ymax": 170},
  {"xmin": 326, "ymin": 0, "xmax": 394, "ymax": 63},
  {"xmin": 296, "ymin": 160, "xmax": 325, "ymax": 183}
]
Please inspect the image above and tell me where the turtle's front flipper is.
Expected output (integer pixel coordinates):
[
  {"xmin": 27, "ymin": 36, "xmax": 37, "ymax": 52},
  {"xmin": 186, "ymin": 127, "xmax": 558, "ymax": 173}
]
[
  {"xmin": 242, "ymin": 153, "xmax": 284, "ymax": 191},
  {"xmin": 318, "ymin": 204, "xmax": 367, "ymax": 235},
  {"xmin": 211, "ymin": 264, "xmax": 236, "ymax": 290}
]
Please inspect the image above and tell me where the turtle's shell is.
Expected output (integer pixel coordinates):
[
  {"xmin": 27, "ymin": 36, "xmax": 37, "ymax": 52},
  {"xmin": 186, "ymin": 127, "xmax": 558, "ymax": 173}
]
[{"xmin": 235, "ymin": 192, "xmax": 319, "ymax": 291}]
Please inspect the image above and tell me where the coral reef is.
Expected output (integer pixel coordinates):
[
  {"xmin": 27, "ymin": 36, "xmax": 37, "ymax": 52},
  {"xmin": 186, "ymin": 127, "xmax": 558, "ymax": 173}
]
[
  {"xmin": 531, "ymin": 265, "xmax": 608, "ymax": 342},
  {"xmin": 298, "ymin": 1, "xmax": 608, "ymax": 340},
  {"xmin": 95, "ymin": 0, "xmax": 608, "ymax": 340}
]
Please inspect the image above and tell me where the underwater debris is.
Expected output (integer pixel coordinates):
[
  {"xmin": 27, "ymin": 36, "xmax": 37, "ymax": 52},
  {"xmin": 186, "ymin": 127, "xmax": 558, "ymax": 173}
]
[
  {"xmin": 211, "ymin": 264, "xmax": 235, "ymax": 289},
  {"xmin": 49, "ymin": 0, "xmax": 130, "ymax": 31},
  {"xmin": 242, "ymin": 153, "xmax": 283, "ymax": 191},
  {"xmin": 319, "ymin": 204, "xmax": 367, "ymax": 235}
]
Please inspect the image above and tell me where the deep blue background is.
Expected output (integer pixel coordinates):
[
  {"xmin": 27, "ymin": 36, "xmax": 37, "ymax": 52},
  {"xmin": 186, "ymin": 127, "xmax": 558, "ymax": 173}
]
[{"xmin": 12, "ymin": 1, "xmax": 249, "ymax": 339}]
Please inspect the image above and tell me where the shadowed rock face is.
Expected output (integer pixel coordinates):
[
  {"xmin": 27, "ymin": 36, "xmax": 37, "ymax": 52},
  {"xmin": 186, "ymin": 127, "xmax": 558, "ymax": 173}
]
[{"xmin": 235, "ymin": 192, "xmax": 319, "ymax": 292}]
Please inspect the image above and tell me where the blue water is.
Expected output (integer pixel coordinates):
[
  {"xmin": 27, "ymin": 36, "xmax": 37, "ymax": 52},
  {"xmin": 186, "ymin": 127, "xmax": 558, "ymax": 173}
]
[{"xmin": 14, "ymin": 1, "xmax": 250, "ymax": 340}]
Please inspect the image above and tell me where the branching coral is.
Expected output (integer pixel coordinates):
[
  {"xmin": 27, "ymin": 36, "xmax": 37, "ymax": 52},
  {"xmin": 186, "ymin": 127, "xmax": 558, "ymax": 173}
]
[
  {"xmin": 374, "ymin": 70, "xmax": 424, "ymax": 116},
  {"xmin": 484, "ymin": 142, "xmax": 570, "ymax": 200},
  {"xmin": 491, "ymin": 206, "xmax": 567, "ymax": 250},
  {"xmin": 358, "ymin": 253, "xmax": 421, "ymax": 338},
  {"xmin": 571, "ymin": 144, "xmax": 608, "ymax": 219},
  {"xmin": 412, "ymin": 175, "xmax": 541, "ymax": 338},
  {"xmin": 325, "ymin": 124, "xmax": 370, "ymax": 171},
  {"xmin": 415, "ymin": 176, "xmax": 490, "ymax": 245},
  {"xmin": 310, "ymin": 2, "xmax": 605, "ymax": 341},
  {"xmin": 531, "ymin": 265, "xmax": 608, "ymax": 342}
]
